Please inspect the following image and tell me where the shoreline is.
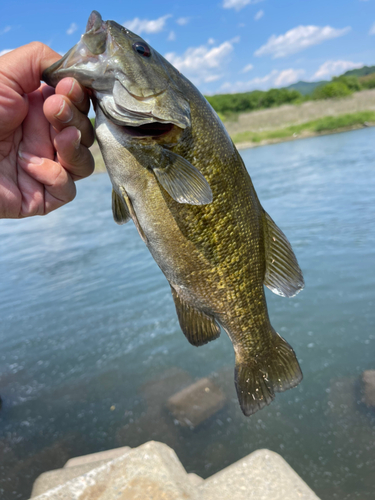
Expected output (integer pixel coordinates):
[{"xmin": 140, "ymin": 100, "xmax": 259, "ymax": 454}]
[
  {"xmin": 91, "ymin": 121, "xmax": 374, "ymax": 173},
  {"xmin": 234, "ymin": 121, "xmax": 375, "ymax": 150}
]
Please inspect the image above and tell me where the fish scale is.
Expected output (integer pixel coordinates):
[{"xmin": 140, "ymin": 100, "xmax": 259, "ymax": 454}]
[{"xmin": 43, "ymin": 10, "xmax": 304, "ymax": 416}]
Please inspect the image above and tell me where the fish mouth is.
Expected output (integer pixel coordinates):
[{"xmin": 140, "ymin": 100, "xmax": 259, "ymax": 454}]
[
  {"xmin": 120, "ymin": 122, "xmax": 175, "ymax": 138},
  {"xmin": 43, "ymin": 11, "xmax": 109, "ymax": 87}
]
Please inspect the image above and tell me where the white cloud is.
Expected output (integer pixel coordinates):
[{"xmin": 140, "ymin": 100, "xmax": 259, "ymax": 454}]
[
  {"xmin": 0, "ymin": 26, "xmax": 11, "ymax": 35},
  {"xmin": 312, "ymin": 60, "xmax": 364, "ymax": 80},
  {"xmin": 208, "ymin": 38, "xmax": 215, "ymax": 45},
  {"xmin": 223, "ymin": 0, "xmax": 263, "ymax": 11},
  {"xmin": 176, "ymin": 17, "xmax": 190, "ymax": 26},
  {"xmin": 274, "ymin": 68, "xmax": 305, "ymax": 86},
  {"xmin": 220, "ymin": 67, "xmax": 305, "ymax": 93},
  {"xmin": 165, "ymin": 38, "xmax": 238, "ymax": 84},
  {"xmin": 254, "ymin": 10, "xmax": 264, "ymax": 21},
  {"xmin": 66, "ymin": 23, "xmax": 78, "ymax": 35},
  {"xmin": 241, "ymin": 63, "xmax": 254, "ymax": 73},
  {"xmin": 255, "ymin": 25, "xmax": 351, "ymax": 59},
  {"xmin": 0, "ymin": 49, "xmax": 13, "ymax": 56},
  {"xmin": 220, "ymin": 70, "xmax": 277, "ymax": 93},
  {"xmin": 124, "ymin": 15, "xmax": 172, "ymax": 35},
  {"xmin": 168, "ymin": 31, "xmax": 176, "ymax": 41},
  {"xmin": 370, "ymin": 22, "xmax": 375, "ymax": 35}
]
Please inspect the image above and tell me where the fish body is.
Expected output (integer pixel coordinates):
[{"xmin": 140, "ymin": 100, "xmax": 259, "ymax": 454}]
[{"xmin": 43, "ymin": 11, "xmax": 304, "ymax": 416}]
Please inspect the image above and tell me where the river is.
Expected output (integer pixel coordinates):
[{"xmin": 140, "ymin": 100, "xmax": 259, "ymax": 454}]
[{"xmin": 1, "ymin": 127, "xmax": 374, "ymax": 499}]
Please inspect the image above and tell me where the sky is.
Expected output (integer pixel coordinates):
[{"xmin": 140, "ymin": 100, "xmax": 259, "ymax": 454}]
[{"xmin": 1, "ymin": 0, "xmax": 375, "ymax": 95}]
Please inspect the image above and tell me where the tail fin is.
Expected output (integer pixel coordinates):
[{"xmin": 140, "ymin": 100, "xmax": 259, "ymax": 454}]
[{"xmin": 234, "ymin": 331, "xmax": 302, "ymax": 416}]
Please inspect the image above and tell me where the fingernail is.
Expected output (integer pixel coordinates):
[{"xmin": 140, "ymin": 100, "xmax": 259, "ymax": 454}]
[
  {"xmin": 73, "ymin": 129, "xmax": 82, "ymax": 149},
  {"xmin": 69, "ymin": 80, "xmax": 84, "ymax": 104},
  {"xmin": 18, "ymin": 150, "xmax": 43, "ymax": 165},
  {"xmin": 55, "ymin": 99, "xmax": 73, "ymax": 123}
]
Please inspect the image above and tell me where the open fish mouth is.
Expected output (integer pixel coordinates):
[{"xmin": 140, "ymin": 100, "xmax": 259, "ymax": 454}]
[
  {"xmin": 119, "ymin": 122, "xmax": 175, "ymax": 138},
  {"xmin": 43, "ymin": 10, "xmax": 191, "ymax": 134}
]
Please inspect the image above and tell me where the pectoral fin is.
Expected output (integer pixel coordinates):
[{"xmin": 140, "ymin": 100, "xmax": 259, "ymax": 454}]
[
  {"xmin": 263, "ymin": 211, "xmax": 304, "ymax": 298},
  {"xmin": 153, "ymin": 150, "xmax": 213, "ymax": 206},
  {"xmin": 112, "ymin": 189, "xmax": 131, "ymax": 225},
  {"xmin": 171, "ymin": 287, "xmax": 220, "ymax": 346}
]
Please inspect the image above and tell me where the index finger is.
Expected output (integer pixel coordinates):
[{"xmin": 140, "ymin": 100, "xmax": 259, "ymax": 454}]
[{"xmin": 0, "ymin": 42, "xmax": 60, "ymax": 95}]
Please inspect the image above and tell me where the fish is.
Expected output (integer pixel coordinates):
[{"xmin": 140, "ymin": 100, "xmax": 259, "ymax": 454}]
[{"xmin": 43, "ymin": 11, "xmax": 304, "ymax": 416}]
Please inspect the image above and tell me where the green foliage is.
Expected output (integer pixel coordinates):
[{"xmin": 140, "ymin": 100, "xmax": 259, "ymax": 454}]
[
  {"xmin": 359, "ymin": 73, "xmax": 375, "ymax": 89},
  {"xmin": 342, "ymin": 65, "xmax": 375, "ymax": 78},
  {"xmin": 332, "ymin": 75, "xmax": 362, "ymax": 91},
  {"xmin": 231, "ymin": 111, "xmax": 375, "ymax": 144},
  {"xmin": 205, "ymin": 87, "xmax": 302, "ymax": 116},
  {"xmin": 312, "ymin": 81, "xmax": 353, "ymax": 100}
]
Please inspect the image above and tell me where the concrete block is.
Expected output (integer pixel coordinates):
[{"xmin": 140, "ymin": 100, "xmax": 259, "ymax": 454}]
[
  {"xmin": 188, "ymin": 473, "xmax": 204, "ymax": 486},
  {"xmin": 362, "ymin": 370, "xmax": 375, "ymax": 407},
  {"xmin": 31, "ymin": 447, "xmax": 132, "ymax": 496},
  {"xmin": 30, "ymin": 441, "xmax": 198, "ymax": 500},
  {"xmin": 64, "ymin": 446, "xmax": 131, "ymax": 468},
  {"xmin": 31, "ymin": 461, "xmax": 108, "ymax": 497},
  {"xmin": 198, "ymin": 449, "xmax": 320, "ymax": 500},
  {"xmin": 167, "ymin": 377, "xmax": 226, "ymax": 427}
]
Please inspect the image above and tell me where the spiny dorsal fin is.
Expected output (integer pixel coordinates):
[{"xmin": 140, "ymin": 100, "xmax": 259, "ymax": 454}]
[
  {"xmin": 263, "ymin": 211, "xmax": 304, "ymax": 298},
  {"xmin": 171, "ymin": 287, "xmax": 220, "ymax": 346},
  {"xmin": 153, "ymin": 150, "xmax": 212, "ymax": 206},
  {"xmin": 112, "ymin": 189, "xmax": 131, "ymax": 225}
]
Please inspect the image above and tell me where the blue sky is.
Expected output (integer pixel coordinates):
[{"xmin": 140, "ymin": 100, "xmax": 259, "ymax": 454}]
[{"xmin": 1, "ymin": 0, "xmax": 375, "ymax": 95}]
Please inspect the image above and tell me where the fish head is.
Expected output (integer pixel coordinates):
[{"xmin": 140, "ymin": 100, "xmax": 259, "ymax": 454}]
[{"xmin": 43, "ymin": 11, "xmax": 190, "ymax": 133}]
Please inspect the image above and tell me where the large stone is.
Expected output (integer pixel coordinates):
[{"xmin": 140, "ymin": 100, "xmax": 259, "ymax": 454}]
[
  {"xmin": 30, "ymin": 441, "xmax": 197, "ymax": 500},
  {"xmin": 64, "ymin": 446, "xmax": 131, "ymax": 468},
  {"xmin": 167, "ymin": 377, "xmax": 226, "ymax": 427},
  {"xmin": 362, "ymin": 370, "xmax": 375, "ymax": 407},
  {"xmin": 31, "ymin": 447, "xmax": 132, "ymax": 497},
  {"xmin": 198, "ymin": 449, "xmax": 320, "ymax": 500}
]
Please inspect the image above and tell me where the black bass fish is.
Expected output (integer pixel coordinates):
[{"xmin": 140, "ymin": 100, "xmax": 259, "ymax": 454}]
[{"xmin": 43, "ymin": 11, "xmax": 304, "ymax": 416}]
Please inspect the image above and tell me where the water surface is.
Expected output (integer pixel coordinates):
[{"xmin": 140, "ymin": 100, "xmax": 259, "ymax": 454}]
[{"xmin": 1, "ymin": 128, "xmax": 374, "ymax": 499}]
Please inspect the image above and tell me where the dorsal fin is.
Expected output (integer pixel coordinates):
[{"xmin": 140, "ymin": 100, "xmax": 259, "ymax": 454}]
[
  {"xmin": 112, "ymin": 189, "xmax": 131, "ymax": 225},
  {"xmin": 263, "ymin": 211, "xmax": 304, "ymax": 298},
  {"xmin": 170, "ymin": 287, "xmax": 220, "ymax": 346}
]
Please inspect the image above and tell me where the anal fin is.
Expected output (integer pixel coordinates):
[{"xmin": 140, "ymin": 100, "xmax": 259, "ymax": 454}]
[
  {"xmin": 263, "ymin": 211, "xmax": 304, "ymax": 298},
  {"xmin": 171, "ymin": 287, "xmax": 220, "ymax": 346}
]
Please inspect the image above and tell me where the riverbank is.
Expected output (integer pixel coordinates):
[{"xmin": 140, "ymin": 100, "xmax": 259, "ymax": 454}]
[{"xmin": 90, "ymin": 89, "xmax": 375, "ymax": 172}]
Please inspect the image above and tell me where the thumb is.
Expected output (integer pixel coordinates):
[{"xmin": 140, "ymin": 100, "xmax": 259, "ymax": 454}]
[{"xmin": 0, "ymin": 42, "xmax": 61, "ymax": 95}]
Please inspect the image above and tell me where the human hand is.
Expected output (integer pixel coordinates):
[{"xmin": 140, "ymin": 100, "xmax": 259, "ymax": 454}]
[{"xmin": 0, "ymin": 42, "xmax": 95, "ymax": 219}]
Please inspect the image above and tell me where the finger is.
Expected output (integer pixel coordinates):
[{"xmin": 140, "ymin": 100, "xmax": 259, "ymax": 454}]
[
  {"xmin": 16, "ymin": 162, "xmax": 45, "ymax": 217},
  {"xmin": 54, "ymin": 126, "xmax": 95, "ymax": 180},
  {"xmin": 44, "ymin": 94, "xmax": 95, "ymax": 148},
  {"xmin": 20, "ymin": 87, "xmax": 55, "ymax": 160},
  {"xmin": 55, "ymin": 78, "xmax": 90, "ymax": 115},
  {"xmin": 0, "ymin": 42, "xmax": 60, "ymax": 95},
  {"xmin": 17, "ymin": 151, "xmax": 77, "ymax": 214}
]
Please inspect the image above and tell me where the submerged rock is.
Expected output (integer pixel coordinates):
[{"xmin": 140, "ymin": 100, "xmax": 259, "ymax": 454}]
[
  {"xmin": 167, "ymin": 377, "xmax": 226, "ymax": 428},
  {"xmin": 362, "ymin": 370, "xmax": 375, "ymax": 407}
]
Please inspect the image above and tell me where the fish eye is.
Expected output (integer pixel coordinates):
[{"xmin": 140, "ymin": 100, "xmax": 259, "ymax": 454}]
[{"xmin": 132, "ymin": 42, "xmax": 151, "ymax": 58}]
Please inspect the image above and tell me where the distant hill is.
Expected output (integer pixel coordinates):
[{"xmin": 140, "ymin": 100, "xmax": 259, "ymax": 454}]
[
  {"xmin": 287, "ymin": 80, "xmax": 328, "ymax": 95},
  {"xmin": 342, "ymin": 65, "xmax": 375, "ymax": 78}
]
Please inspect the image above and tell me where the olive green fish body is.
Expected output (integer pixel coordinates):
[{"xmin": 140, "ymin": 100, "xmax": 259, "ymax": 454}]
[{"xmin": 43, "ymin": 11, "xmax": 304, "ymax": 416}]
